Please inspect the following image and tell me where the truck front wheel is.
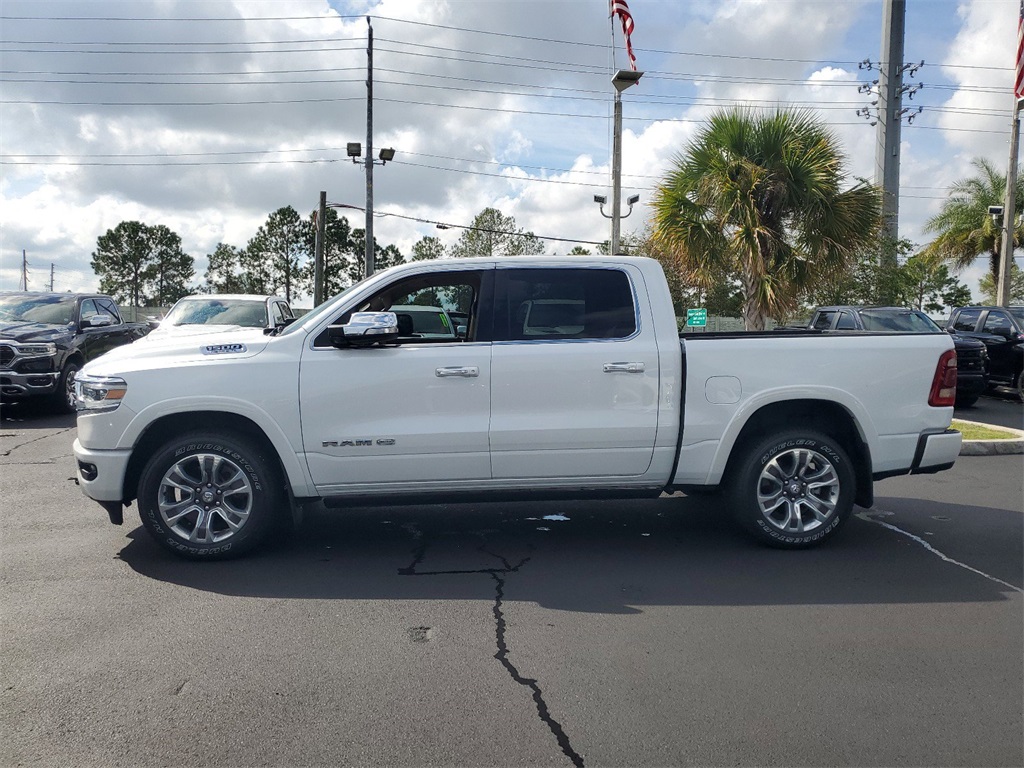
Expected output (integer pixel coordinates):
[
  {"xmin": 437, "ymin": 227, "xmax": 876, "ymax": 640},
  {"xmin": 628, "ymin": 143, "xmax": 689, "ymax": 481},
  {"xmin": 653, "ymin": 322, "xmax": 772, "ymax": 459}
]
[
  {"xmin": 137, "ymin": 432, "xmax": 283, "ymax": 560},
  {"xmin": 726, "ymin": 431, "xmax": 854, "ymax": 549},
  {"xmin": 50, "ymin": 360, "xmax": 80, "ymax": 414}
]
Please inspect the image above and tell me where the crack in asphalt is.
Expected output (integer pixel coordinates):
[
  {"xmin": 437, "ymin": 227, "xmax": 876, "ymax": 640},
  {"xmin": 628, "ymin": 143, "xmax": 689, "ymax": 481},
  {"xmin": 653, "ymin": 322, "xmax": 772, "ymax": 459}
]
[
  {"xmin": 0, "ymin": 427, "xmax": 75, "ymax": 458},
  {"xmin": 398, "ymin": 534, "xmax": 585, "ymax": 767}
]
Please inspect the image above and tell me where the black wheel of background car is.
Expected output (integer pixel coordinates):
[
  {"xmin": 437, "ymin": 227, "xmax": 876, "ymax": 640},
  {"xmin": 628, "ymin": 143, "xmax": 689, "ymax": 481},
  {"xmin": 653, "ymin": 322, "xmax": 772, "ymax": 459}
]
[
  {"xmin": 725, "ymin": 430, "xmax": 855, "ymax": 549},
  {"xmin": 49, "ymin": 361, "xmax": 80, "ymax": 414},
  {"xmin": 955, "ymin": 394, "xmax": 979, "ymax": 408},
  {"xmin": 137, "ymin": 432, "xmax": 283, "ymax": 560},
  {"xmin": 1017, "ymin": 371, "xmax": 1024, "ymax": 403}
]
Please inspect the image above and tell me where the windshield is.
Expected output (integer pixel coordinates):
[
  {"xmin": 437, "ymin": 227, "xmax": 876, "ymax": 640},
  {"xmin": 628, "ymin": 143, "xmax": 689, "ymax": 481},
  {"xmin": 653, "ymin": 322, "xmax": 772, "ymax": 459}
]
[
  {"xmin": 0, "ymin": 294, "xmax": 77, "ymax": 325},
  {"xmin": 163, "ymin": 298, "xmax": 268, "ymax": 328},
  {"xmin": 859, "ymin": 309, "xmax": 941, "ymax": 333}
]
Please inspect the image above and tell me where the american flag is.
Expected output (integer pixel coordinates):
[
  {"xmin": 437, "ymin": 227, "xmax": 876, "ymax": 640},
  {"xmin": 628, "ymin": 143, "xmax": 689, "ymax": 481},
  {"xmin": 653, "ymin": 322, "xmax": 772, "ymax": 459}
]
[
  {"xmin": 611, "ymin": 0, "xmax": 637, "ymax": 71},
  {"xmin": 1016, "ymin": 0, "xmax": 1024, "ymax": 100}
]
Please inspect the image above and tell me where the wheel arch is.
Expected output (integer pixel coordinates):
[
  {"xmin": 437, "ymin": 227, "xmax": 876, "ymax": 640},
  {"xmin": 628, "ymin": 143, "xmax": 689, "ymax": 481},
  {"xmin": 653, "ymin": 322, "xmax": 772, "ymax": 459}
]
[
  {"xmin": 718, "ymin": 399, "xmax": 874, "ymax": 508},
  {"xmin": 122, "ymin": 410, "xmax": 301, "ymax": 505}
]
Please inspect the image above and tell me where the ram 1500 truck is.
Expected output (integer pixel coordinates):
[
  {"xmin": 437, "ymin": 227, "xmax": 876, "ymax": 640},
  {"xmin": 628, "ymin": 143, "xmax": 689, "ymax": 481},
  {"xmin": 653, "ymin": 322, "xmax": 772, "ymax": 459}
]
[
  {"xmin": 0, "ymin": 292, "xmax": 150, "ymax": 413},
  {"xmin": 72, "ymin": 256, "xmax": 962, "ymax": 559}
]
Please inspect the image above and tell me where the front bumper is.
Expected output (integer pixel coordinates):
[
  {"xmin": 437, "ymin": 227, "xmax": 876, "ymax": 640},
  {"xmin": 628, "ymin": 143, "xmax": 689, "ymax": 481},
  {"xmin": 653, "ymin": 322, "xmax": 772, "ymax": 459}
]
[
  {"xmin": 0, "ymin": 369, "xmax": 59, "ymax": 399},
  {"xmin": 73, "ymin": 438, "xmax": 132, "ymax": 523}
]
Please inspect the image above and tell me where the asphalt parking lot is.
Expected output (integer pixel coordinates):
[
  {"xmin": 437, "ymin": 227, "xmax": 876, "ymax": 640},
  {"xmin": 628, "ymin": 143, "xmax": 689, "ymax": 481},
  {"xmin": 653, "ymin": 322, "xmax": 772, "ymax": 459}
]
[{"xmin": 2, "ymin": 395, "xmax": 1021, "ymax": 767}]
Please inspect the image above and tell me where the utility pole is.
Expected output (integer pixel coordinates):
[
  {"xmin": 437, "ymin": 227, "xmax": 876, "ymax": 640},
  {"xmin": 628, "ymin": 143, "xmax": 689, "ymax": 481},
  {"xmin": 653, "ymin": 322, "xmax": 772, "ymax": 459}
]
[
  {"xmin": 20, "ymin": 250, "xmax": 28, "ymax": 290},
  {"xmin": 314, "ymin": 192, "xmax": 327, "ymax": 306},
  {"xmin": 49, "ymin": 263, "xmax": 55, "ymax": 292},
  {"xmin": 364, "ymin": 17, "xmax": 375, "ymax": 279},
  {"xmin": 875, "ymin": 0, "xmax": 906, "ymax": 280},
  {"xmin": 996, "ymin": 98, "xmax": 1021, "ymax": 307}
]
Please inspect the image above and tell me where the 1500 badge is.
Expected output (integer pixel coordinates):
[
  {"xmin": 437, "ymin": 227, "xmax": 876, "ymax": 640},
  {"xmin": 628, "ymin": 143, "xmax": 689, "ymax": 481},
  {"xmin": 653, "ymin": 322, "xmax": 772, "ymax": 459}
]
[
  {"xmin": 322, "ymin": 439, "xmax": 396, "ymax": 447},
  {"xmin": 202, "ymin": 343, "xmax": 247, "ymax": 355}
]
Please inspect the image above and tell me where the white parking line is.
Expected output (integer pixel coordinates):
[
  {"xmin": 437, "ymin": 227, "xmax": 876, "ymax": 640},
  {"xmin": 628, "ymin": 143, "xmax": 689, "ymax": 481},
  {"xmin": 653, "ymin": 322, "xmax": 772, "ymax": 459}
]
[{"xmin": 856, "ymin": 511, "xmax": 1023, "ymax": 593}]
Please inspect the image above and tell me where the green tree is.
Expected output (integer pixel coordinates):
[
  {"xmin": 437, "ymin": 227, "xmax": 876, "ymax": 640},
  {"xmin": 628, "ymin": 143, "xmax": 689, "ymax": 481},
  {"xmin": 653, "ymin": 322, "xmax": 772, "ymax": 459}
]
[
  {"xmin": 147, "ymin": 225, "xmax": 194, "ymax": 306},
  {"xmin": 245, "ymin": 206, "xmax": 308, "ymax": 302},
  {"xmin": 979, "ymin": 263, "xmax": 1024, "ymax": 304},
  {"xmin": 411, "ymin": 236, "xmax": 447, "ymax": 261},
  {"xmin": 897, "ymin": 254, "xmax": 972, "ymax": 314},
  {"xmin": 924, "ymin": 158, "xmax": 1023, "ymax": 285},
  {"xmin": 92, "ymin": 221, "xmax": 194, "ymax": 308},
  {"xmin": 805, "ymin": 237, "xmax": 911, "ymax": 309},
  {"xmin": 450, "ymin": 208, "xmax": 544, "ymax": 257},
  {"xmin": 346, "ymin": 230, "xmax": 404, "ymax": 283},
  {"xmin": 652, "ymin": 108, "xmax": 881, "ymax": 330},
  {"xmin": 204, "ymin": 243, "xmax": 247, "ymax": 293},
  {"xmin": 567, "ymin": 246, "xmax": 591, "ymax": 255}
]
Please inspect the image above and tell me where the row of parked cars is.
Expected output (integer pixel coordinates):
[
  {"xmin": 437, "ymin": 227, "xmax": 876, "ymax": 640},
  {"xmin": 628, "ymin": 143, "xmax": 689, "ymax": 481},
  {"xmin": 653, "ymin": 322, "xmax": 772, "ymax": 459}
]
[
  {"xmin": 3, "ymin": 287, "xmax": 1022, "ymax": 414},
  {"xmin": 0, "ymin": 292, "xmax": 296, "ymax": 413}
]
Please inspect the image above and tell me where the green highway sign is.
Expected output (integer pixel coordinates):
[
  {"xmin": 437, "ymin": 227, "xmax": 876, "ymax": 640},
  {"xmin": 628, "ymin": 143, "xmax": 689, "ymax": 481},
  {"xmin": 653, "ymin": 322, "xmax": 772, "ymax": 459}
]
[{"xmin": 686, "ymin": 308, "xmax": 707, "ymax": 327}]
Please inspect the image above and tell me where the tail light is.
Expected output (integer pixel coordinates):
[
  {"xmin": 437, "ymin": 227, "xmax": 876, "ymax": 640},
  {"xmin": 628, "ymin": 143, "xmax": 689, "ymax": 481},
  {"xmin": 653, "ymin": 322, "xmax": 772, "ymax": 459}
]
[{"xmin": 928, "ymin": 349, "xmax": 957, "ymax": 407}]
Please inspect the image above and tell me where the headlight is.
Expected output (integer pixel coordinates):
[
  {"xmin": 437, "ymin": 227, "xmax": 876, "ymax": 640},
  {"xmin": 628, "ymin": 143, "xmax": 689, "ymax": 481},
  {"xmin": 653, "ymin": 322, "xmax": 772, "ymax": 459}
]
[
  {"xmin": 76, "ymin": 375, "xmax": 128, "ymax": 412},
  {"xmin": 17, "ymin": 342, "xmax": 57, "ymax": 356}
]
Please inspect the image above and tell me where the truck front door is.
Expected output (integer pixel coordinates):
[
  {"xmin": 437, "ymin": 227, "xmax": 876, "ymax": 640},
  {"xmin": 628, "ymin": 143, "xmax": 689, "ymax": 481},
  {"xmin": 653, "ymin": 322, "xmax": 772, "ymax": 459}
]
[
  {"xmin": 299, "ymin": 269, "xmax": 493, "ymax": 490},
  {"xmin": 487, "ymin": 265, "xmax": 659, "ymax": 480}
]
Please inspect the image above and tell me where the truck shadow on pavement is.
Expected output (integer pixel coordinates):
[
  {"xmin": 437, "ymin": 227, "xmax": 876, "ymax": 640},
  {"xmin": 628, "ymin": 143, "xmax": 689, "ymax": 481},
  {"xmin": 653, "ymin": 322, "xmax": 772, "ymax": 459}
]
[{"xmin": 115, "ymin": 495, "xmax": 1022, "ymax": 614}]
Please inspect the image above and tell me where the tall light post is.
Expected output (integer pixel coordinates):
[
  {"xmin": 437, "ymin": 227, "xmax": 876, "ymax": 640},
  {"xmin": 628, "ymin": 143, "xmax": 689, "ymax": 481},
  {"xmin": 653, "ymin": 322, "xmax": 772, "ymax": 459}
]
[{"xmin": 597, "ymin": 69, "xmax": 643, "ymax": 254}]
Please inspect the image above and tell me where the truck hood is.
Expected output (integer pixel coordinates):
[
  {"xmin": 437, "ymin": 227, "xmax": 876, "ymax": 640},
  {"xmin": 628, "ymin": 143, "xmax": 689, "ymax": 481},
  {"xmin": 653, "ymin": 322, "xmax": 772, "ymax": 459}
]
[
  {"xmin": 0, "ymin": 321, "xmax": 75, "ymax": 344},
  {"xmin": 83, "ymin": 328, "xmax": 271, "ymax": 375},
  {"xmin": 145, "ymin": 323, "xmax": 250, "ymax": 340}
]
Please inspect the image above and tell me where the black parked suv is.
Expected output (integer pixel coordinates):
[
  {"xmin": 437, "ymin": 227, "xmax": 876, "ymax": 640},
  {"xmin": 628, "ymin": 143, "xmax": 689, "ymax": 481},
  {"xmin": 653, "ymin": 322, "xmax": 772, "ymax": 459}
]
[
  {"xmin": 807, "ymin": 306, "xmax": 989, "ymax": 407},
  {"xmin": 947, "ymin": 306, "xmax": 1024, "ymax": 402}
]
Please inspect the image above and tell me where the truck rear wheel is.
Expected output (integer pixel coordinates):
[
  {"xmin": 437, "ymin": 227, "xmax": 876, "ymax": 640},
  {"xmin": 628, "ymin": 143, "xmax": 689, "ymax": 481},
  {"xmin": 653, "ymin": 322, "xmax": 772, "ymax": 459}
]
[
  {"xmin": 726, "ymin": 430, "xmax": 854, "ymax": 548},
  {"xmin": 137, "ymin": 432, "xmax": 283, "ymax": 560}
]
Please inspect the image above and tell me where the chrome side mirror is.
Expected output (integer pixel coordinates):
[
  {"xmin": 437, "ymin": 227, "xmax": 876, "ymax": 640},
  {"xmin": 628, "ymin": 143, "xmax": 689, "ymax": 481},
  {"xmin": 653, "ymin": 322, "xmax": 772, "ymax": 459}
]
[
  {"xmin": 328, "ymin": 311, "xmax": 399, "ymax": 347},
  {"xmin": 84, "ymin": 312, "xmax": 115, "ymax": 328}
]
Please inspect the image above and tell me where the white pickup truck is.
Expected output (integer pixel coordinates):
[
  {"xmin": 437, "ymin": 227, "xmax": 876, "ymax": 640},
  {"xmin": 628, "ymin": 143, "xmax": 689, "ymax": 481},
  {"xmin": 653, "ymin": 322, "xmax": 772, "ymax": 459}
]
[{"xmin": 72, "ymin": 256, "xmax": 962, "ymax": 559}]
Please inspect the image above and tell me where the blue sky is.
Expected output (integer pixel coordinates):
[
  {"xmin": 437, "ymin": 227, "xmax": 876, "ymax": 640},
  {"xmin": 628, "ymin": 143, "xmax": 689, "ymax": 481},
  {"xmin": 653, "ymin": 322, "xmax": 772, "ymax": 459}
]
[{"xmin": 0, "ymin": 0, "xmax": 1017, "ymax": 306}]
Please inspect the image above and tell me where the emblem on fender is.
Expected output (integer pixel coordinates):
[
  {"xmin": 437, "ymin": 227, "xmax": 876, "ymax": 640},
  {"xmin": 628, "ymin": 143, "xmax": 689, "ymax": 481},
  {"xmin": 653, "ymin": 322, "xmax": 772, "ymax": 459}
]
[{"xmin": 202, "ymin": 343, "xmax": 247, "ymax": 355}]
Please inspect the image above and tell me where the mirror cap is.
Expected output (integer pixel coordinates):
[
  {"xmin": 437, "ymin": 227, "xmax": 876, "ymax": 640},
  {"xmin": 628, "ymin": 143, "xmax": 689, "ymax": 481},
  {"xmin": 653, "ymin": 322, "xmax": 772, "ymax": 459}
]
[{"xmin": 328, "ymin": 311, "xmax": 399, "ymax": 347}]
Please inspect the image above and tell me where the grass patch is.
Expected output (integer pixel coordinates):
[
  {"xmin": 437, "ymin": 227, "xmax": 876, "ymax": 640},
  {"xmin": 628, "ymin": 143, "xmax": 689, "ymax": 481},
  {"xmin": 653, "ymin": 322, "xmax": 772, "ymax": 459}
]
[{"xmin": 952, "ymin": 420, "xmax": 1019, "ymax": 441}]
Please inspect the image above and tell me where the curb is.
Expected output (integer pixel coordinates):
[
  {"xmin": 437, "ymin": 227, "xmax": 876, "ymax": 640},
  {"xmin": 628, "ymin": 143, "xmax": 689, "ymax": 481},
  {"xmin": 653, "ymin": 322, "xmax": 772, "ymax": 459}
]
[{"xmin": 955, "ymin": 420, "xmax": 1024, "ymax": 456}]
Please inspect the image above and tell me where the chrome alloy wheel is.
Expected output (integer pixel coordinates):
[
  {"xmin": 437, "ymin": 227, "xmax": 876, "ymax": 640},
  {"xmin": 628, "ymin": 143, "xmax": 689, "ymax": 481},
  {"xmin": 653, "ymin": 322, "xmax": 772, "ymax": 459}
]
[
  {"xmin": 756, "ymin": 447, "xmax": 841, "ymax": 534},
  {"xmin": 63, "ymin": 368, "xmax": 77, "ymax": 411},
  {"xmin": 157, "ymin": 453, "xmax": 254, "ymax": 543}
]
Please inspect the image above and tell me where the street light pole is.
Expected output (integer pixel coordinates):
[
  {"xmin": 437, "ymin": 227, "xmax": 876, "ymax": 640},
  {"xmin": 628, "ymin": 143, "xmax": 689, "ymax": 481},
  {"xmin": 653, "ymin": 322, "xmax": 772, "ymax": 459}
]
[
  {"xmin": 606, "ymin": 69, "xmax": 642, "ymax": 254},
  {"xmin": 364, "ymin": 17, "xmax": 375, "ymax": 278}
]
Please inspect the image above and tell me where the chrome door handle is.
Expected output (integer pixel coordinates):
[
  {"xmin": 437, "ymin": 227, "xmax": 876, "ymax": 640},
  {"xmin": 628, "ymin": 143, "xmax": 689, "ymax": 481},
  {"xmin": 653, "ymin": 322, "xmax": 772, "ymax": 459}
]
[
  {"xmin": 435, "ymin": 366, "xmax": 479, "ymax": 378},
  {"xmin": 603, "ymin": 362, "xmax": 645, "ymax": 373}
]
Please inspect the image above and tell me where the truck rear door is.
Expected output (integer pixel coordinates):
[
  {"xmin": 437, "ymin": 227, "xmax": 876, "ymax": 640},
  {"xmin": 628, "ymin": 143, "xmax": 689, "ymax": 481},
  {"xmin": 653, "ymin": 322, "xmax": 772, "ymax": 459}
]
[{"xmin": 486, "ymin": 265, "xmax": 659, "ymax": 479}]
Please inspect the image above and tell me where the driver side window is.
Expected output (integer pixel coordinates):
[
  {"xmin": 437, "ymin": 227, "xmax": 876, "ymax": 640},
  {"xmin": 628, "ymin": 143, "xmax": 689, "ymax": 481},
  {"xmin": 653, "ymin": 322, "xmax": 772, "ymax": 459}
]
[{"xmin": 315, "ymin": 269, "xmax": 487, "ymax": 347}]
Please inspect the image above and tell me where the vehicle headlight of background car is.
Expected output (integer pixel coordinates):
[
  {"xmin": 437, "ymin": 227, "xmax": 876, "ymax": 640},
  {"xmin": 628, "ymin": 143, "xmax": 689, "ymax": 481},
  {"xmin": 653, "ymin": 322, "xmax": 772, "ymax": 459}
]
[{"xmin": 75, "ymin": 374, "xmax": 128, "ymax": 412}]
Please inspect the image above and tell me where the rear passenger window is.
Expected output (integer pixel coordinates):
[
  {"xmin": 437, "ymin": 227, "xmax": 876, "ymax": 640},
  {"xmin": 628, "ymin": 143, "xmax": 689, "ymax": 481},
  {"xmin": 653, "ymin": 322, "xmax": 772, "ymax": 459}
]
[
  {"xmin": 812, "ymin": 312, "xmax": 835, "ymax": 330},
  {"xmin": 983, "ymin": 312, "xmax": 1012, "ymax": 334},
  {"xmin": 952, "ymin": 309, "xmax": 981, "ymax": 333},
  {"xmin": 835, "ymin": 312, "xmax": 857, "ymax": 330},
  {"xmin": 491, "ymin": 268, "xmax": 636, "ymax": 342}
]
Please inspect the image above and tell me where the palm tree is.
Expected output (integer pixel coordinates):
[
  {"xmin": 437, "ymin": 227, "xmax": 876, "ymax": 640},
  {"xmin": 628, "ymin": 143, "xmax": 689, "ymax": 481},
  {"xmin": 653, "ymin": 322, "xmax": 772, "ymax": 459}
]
[
  {"xmin": 923, "ymin": 158, "xmax": 1023, "ymax": 285},
  {"xmin": 652, "ymin": 108, "xmax": 881, "ymax": 330}
]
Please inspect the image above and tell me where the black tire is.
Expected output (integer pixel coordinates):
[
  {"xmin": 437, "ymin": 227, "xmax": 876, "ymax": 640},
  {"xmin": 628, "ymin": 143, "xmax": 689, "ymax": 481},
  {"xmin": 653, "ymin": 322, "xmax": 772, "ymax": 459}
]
[
  {"xmin": 955, "ymin": 394, "xmax": 979, "ymax": 409},
  {"xmin": 1017, "ymin": 371, "xmax": 1023, "ymax": 404},
  {"xmin": 137, "ymin": 431, "xmax": 284, "ymax": 560},
  {"xmin": 49, "ymin": 360, "xmax": 80, "ymax": 414},
  {"xmin": 725, "ymin": 430, "xmax": 855, "ymax": 549}
]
